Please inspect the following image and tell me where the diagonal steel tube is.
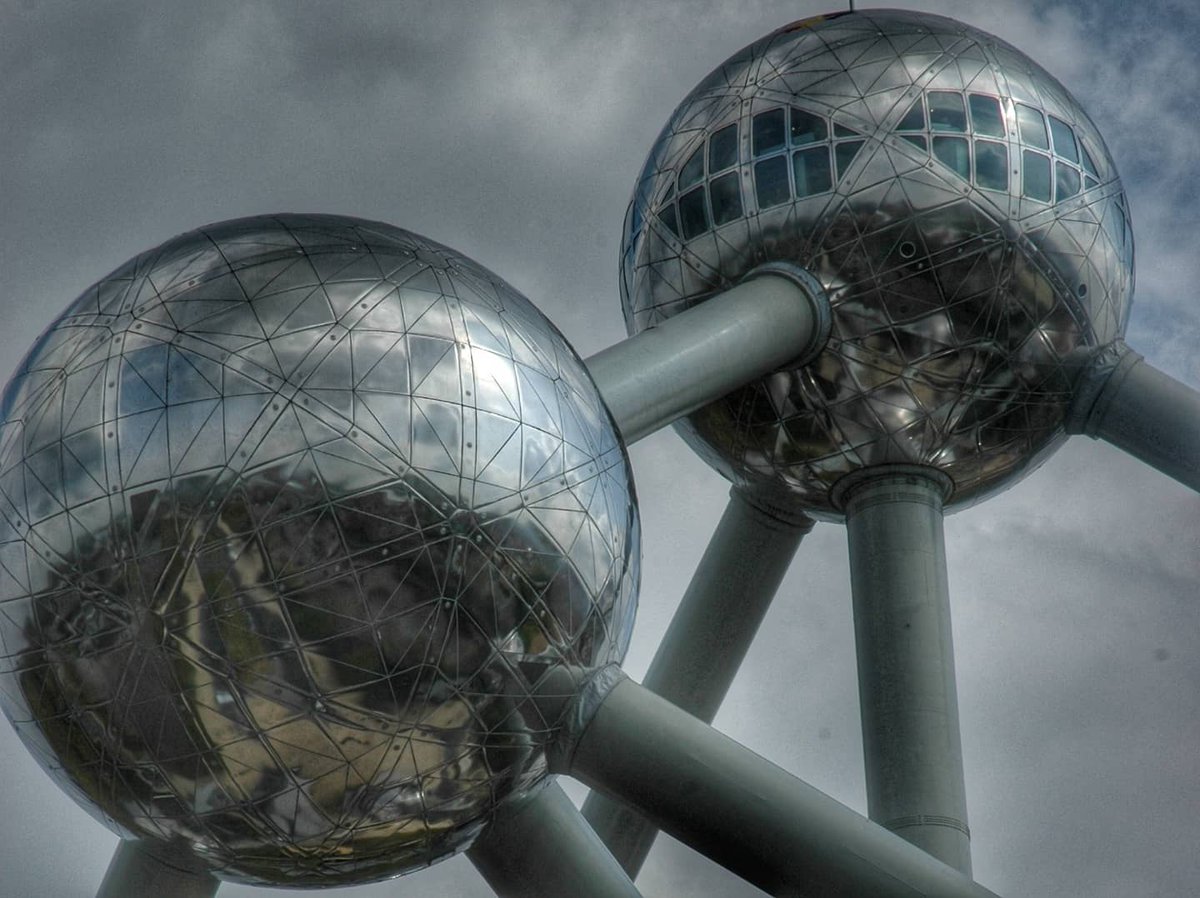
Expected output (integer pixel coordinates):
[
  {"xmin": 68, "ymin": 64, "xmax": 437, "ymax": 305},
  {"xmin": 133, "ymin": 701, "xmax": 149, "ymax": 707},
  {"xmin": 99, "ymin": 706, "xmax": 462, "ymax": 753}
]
[
  {"xmin": 468, "ymin": 780, "xmax": 643, "ymax": 898},
  {"xmin": 97, "ymin": 840, "xmax": 220, "ymax": 898},
  {"xmin": 551, "ymin": 668, "xmax": 1001, "ymax": 898},
  {"xmin": 581, "ymin": 487, "xmax": 813, "ymax": 876},
  {"xmin": 833, "ymin": 465, "xmax": 971, "ymax": 875}
]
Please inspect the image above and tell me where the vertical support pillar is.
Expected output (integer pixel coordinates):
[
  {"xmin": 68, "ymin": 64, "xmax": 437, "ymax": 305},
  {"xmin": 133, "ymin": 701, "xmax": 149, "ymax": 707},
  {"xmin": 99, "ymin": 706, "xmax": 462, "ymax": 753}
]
[
  {"xmin": 581, "ymin": 487, "xmax": 814, "ymax": 876},
  {"xmin": 467, "ymin": 780, "xmax": 642, "ymax": 898},
  {"xmin": 833, "ymin": 465, "xmax": 971, "ymax": 875},
  {"xmin": 97, "ymin": 840, "xmax": 220, "ymax": 898}
]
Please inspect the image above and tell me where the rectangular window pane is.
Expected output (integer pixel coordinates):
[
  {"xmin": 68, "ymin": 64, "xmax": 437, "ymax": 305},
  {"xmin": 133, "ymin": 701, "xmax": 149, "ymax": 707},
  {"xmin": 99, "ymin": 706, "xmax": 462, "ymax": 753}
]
[
  {"xmin": 679, "ymin": 185, "xmax": 709, "ymax": 239},
  {"xmin": 790, "ymin": 108, "xmax": 827, "ymax": 146},
  {"xmin": 680, "ymin": 145, "xmax": 705, "ymax": 190},
  {"xmin": 1016, "ymin": 104, "xmax": 1048, "ymax": 149},
  {"xmin": 754, "ymin": 155, "xmax": 791, "ymax": 209},
  {"xmin": 709, "ymin": 171, "xmax": 744, "ymax": 225},
  {"xmin": 933, "ymin": 135, "xmax": 970, "ymax": 180},
  {"xmin": 974, "ymin": 140, "xmax": 1008, "ymax": 191},
  {"xmin": 793, "ymin": 146, "xmax": 832, "ymax": 197},
  {"xmin": 1048, "ymin": 116, "xmax": 1079, "ymax": 163},
  {"xmin": 968, "ymin": 94, "xmax": 1005, "ymax": 137},
  {"xmin": 901, "ymin": 134, "xmax": 927, "ymax": 150},
  {"xmin": 834, "ymin": 140, "xmax": 863, "ymax": 180},
  {"xmin": 1022, "ymin": 150, "xmax": 1051, "ymax": 201},
  {"xmin": 709, "ymin": 123, "xmax": 739, "ymax": 173},
  {"xmin": 753, "ymin": 108, "xmax": 786, "ymax": 157},
  {"xmin": 1055, "ymin": 162, "xmax": 1080, "ymax": 202},
  {"xmin": 928, "ymin": 91, "xmax": 967, "ymax": 132}
]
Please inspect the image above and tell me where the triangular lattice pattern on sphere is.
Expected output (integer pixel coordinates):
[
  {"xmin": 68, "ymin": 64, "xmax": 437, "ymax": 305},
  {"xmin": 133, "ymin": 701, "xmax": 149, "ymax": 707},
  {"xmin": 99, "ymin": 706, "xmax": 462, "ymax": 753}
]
[
  {"xmin": 0, "ymin": 214, "xmax": 640, "ymax": 886},
  {"xmin": 621, "ymin": 9, "xmax": 1134, "ymax": 517}
]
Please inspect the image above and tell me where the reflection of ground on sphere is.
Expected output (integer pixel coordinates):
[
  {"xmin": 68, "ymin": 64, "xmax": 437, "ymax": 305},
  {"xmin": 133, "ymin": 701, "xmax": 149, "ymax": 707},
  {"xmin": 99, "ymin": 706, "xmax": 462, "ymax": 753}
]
[
  {"xmin": 0, "ymin": 214, "xmax": 640, "ymax": 886},
  {"xmin": 621, "ymin": 9, "xmax": 1134, "ymax": 516}
]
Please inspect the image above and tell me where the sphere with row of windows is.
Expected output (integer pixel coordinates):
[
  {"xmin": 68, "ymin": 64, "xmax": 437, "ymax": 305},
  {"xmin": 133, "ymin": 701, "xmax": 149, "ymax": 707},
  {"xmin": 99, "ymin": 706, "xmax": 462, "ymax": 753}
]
[{"xmin": 621, "ymin": 8, "xmax": 1134, "ymax": 517}]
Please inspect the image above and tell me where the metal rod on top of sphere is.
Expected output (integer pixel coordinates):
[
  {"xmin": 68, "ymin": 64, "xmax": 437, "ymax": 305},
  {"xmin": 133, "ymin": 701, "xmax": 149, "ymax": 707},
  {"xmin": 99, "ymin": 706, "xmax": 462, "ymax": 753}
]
[
  {"xmin": 467, "ymin": 781, "xmax": 643, "ymax": 898},
  {"xmin": 832, "ymin": 466, "xmax": 972, "ymax": 875},
  {"xmin": 582, "ymin": 487, "xmax": 814, "ymax": 876},
  {"xmin": 97, "ymin": 840, "xmax": 220, "ymax": 898}
]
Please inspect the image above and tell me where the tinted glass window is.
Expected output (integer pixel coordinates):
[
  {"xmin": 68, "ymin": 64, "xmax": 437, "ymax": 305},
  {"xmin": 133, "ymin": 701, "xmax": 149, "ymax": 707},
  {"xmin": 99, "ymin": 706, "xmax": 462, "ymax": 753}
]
[
  {"xmin": 1055, "ymin": 162, "xmax": 1080, "ymax": 202},
  {"xmin": 834, "ymin": 122, "xmax": 858, "ymax": 138},
  {"xmin": 835, "ymin": 140, "xmax": 864, "ymax": 180},
  {"xmin": 680, "ymin": 146, "xmax": 704, "ymax": 189},
  {"xmin": 1081, "ymin": 143, "xmax": 1099, "ymax": 178},
  {"xmin": 794, "ymin": 146, "xmax": 832, "ymax": 197},
  {"xmin": 929, "ymin": 92, "xmax": 967, "ymax": 132},
  {"xmin": 753, "ymin": 108, "xmax": 786, "ymax": 157},
  {"xmin": 968, "ymin": 94, "xmax": 1005, "ymax": 137},
  {"xmin": 679, "ymin": 185, "xmax": 709, "ymax": 239},
  {"xmin": 1048, "ymin": 116, "xmax": 1079, "ymax": 163},
  {"xmin": 897, "ymin": 97, "xmax": 925, "ymax": 131},
  {"xmin": 709, "ymin": 124, "xmax": 739, "ymax": 173},
  {"xmin": 975, "ymin": 140, "xmax": 1008, "ymax": 191},
  {"xmin": 755, "ymin": 156, "xmax": 790, "ymax": 208},
  {"xmin": 709, "ymin": 172, "xmax": 743, "ymax": 225},
  {"xmin": 656, "ymin": 204, "xmax": 679, "ymax": 237},
  {"xmin": 1016, "ymin": 104, "xmax": 1048, "ymax": 149},
  {"xmin": 790, "ymin": 109, "xmax": 827, "ymax": 146},
  {"xmin": 1023, "ymin": 150, "xmax": 1051, "ymax": 201},
  {"xmin": 933, "ymin": 135, "xmax": 970, "ymax": 179},
  {"xmin": 901, "ymin": 134, "xmax": 927, "ymax": 150}
]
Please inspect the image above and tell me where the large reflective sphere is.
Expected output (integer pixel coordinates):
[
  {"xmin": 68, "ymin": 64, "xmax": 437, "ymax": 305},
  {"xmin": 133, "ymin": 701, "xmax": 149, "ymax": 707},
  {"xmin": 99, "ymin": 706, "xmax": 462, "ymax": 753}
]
[
  {"xmin": 0, "ymin": 214, "xmax": 639, "ymax": 885},
  {"xmin": 622, "ymin": 9, "xmax": 1134, "ymax": 516}
]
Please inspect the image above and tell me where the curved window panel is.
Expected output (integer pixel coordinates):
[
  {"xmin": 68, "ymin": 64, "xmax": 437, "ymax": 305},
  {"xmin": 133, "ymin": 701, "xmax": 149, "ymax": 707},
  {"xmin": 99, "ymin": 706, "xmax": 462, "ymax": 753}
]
[
  {"xmin": 968, "ymin": 94, "xmax": 1005, "ymax": 137},
  {"xmin": 755, "ymin": 155, "xmax": 791, "ymax": 208},
  {"xmin": 1055, "ymin": 162, "xmax": 1080, "ymax": 202},
  {"xmin": 974, "ymin": 140, "xmax": 1008, "ymax": 191},
  {"xmin": 753, "ymin": 108, "xmax": 786, "ymax": 157},
  {"xmin": 790, "ymin": 109, "xmax": 827, "ymax": 146},
  {"xmin": 929, "ymin": 91, "xmax": 967, "ymax": 132},
  {"xmin": 1048, "ymin": 116, "xmax": 1079, "ymax": 163},
  {"xmin": 709, "ymin": 124, "xmax": 739, "ymax": 173},
  {"xmin": 793, "ymin": 146, "xmax": 832, "ymax": 197},
  {"xmin": 679, "ymin": 185, "xmax": 709, "ymax": 239},
  {"xmin": 709, "ymin": 171, "xmax": 744, "ymax": 225},
  {"xmin": 656, "ymin": 204, "xmax": 680, "ymax": 237},
  {"xmin": 1016, "ymin": 104, "xmax": 1048, "ymax": 149},
  {"xmin": 835, "ymin": 140, "xmax": 864, "ymax": 180},
  {"xmin": 933, "ymin": 135, "xmax": 970, "ymax": 180},
  {"xmin": 897, "ymin": 97, "xmax": 925, "ymax": 131},
  {"xmin": 901, "ymin": 134, "xmax": 927, "ymax": 150},
  {"xmin": 1022, "ymin": 150, "xmax": 1052, "ymax": 201},
  {"xmin": 680, "ymin": 146, "xmax": 705, "ymax": 190},
  {"xmin": 1081, "ymin": 142, "xmax": 1099, "ymax": 179},
  {"xmin": 834, "ymin": 122, "xmax": 858, "ymax": 138}
]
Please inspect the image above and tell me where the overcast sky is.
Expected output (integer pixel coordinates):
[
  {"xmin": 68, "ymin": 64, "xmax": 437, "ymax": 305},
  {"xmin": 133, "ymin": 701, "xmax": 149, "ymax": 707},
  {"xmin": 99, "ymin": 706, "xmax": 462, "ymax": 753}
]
[{"xmin": 1, "ymin": 1, "xmax": 1198, "ymax": 896}]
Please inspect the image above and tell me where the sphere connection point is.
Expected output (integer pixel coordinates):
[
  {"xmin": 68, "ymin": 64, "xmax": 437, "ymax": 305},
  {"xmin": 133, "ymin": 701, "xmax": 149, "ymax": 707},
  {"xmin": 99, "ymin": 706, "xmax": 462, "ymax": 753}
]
[
  {"xmin": 621, "ymin": 8, "xmax": 1135, "ymax": 517},
  {"xmin": 0, "ymin": 214, "xmax": 640, "ymax": 886}
]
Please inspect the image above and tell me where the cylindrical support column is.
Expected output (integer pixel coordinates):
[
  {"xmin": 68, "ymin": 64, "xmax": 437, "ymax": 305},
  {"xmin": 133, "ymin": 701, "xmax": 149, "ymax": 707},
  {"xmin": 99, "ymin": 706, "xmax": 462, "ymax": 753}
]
[
  {"xmin": 559, "ymin": 671, "xmax": 1000, "ymax": 898},
  {"xmin": 97, "ymin": 840, "xmax": 220, "ymax": 898},
  {"xmin": 467, "ymin": 780, "xmax": 643, "ymax": 898},
  {"xmin": 833, "ymin": 465, "xmax": 971, "ymax": 875},
  {"xmin": 1068, "ymin": 343, "xmax": 1200, "ymax": 493},
  {"xmin": 586, "ymin": 265, "xmax": 829, "ymax": 444},
  {"xmin": 582, "ymin": 487, "xmax": 814, "ymax": 876}
]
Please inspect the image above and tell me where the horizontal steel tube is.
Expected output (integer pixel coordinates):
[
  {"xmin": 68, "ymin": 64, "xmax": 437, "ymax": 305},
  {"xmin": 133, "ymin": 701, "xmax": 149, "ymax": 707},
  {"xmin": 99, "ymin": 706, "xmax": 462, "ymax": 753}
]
[
  {"xmin": 564, "ymin": 676, "xmax": 1001, "ymax": 898},
  {"xmin": 582, "ymin": 488, "xmax": 813, "ymax": 876},
  {"xmin": 585, "ymin": 270, "xmax": 826, "ymax": 444},
  {"xmin": 468, "ymin": 780, "xmax": 642, "ymax": 898},
  {"xmin": 1074, "ymin": 349, "xmax": 1200, "ymax": 493},
  {"xmin": 97, "ymin": 840, "xmax": 220, "ymax": 898}
]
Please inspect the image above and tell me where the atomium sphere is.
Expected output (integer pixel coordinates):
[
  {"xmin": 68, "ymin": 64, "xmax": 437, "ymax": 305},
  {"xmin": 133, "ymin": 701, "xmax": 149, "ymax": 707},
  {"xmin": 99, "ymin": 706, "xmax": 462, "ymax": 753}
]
[
  {"xmin": 621, "ymin": 9, "xmax": 1134, "ymax": 517},
  {"xmin": 0, "ymin": 214, "xmax": 640, "ymax": 885}
]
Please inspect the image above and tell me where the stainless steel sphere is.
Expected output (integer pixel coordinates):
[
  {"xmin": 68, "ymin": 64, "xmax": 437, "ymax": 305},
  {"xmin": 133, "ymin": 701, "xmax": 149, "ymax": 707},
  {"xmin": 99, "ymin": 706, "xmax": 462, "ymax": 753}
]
[
  {"xmin": 621, "ymin": 8, "xmax": 1134, "ymax": 516},
  {"xmin": 0, "ymin": 214, "xmax": 640, "ymax": 885}
]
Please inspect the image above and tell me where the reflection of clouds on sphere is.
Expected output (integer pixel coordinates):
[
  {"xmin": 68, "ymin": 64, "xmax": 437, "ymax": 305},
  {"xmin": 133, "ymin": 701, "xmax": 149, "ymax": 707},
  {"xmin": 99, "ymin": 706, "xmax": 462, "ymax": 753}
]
[
  {"xmin": 622, "ymin": 9, "xmax": 1134, "ymax": 516},
  {"xmin": 0, "ymin": 215, "xmax": 639, "ymax": 886}
]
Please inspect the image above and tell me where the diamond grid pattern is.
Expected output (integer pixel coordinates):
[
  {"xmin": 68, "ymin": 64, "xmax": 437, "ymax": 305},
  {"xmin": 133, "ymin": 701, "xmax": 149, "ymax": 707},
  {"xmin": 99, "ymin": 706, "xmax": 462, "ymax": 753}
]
[
  {"xmin": 621, "ymin": 9, "xmax": 1134, "ymax": 517},
  {"xmin": 0, "ymin": 214, "xmax": 640, "ymax": 886}
]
